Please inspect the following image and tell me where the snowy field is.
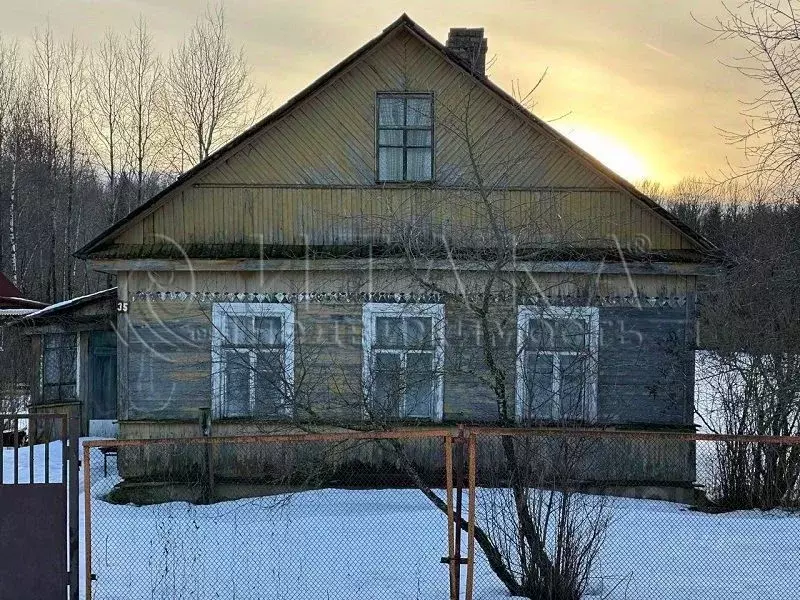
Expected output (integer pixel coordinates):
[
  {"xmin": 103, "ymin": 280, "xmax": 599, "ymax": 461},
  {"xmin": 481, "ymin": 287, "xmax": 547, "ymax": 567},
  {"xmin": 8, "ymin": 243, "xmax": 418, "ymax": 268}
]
[{"xmin": 3, "ymin": 441, "xmax": 800, "ymax": 600}]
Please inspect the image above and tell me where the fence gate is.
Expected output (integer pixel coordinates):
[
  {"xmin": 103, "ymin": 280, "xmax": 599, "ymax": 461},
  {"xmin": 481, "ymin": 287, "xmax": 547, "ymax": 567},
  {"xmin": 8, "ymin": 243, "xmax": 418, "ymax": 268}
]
[{"xmin": 0, "ymin": 414, "xmax": 79, "ymax": 600}]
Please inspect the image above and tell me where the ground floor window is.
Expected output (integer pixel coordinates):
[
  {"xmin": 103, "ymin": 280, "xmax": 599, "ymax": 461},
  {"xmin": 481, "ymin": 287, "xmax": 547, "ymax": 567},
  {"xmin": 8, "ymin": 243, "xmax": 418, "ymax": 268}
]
[
  {"xmin": 362, "ymin": 303, "xmax": 445, "ymax": 420},
  {"xmin": 211, "ymin": 303, "xmax": 295, "ymax": 418},
  {"xmin": 515, "ymin": 306, "xmax": 599, "ymax": 422},
  {"xmin": 42, "ymin": 333, "xmax": 78, "ymax": 403}
]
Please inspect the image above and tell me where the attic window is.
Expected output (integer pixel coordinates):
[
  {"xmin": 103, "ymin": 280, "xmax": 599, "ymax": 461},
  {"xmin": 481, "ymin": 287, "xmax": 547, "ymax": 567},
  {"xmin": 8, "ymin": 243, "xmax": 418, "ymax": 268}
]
[{"xmin": 376, "ymin": 93, "xmax": 433, "ymax": 182}]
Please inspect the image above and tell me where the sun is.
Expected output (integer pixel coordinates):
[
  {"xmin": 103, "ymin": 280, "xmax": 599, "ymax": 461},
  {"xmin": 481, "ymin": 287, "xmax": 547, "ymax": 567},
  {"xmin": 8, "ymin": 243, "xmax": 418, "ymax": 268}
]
[{"xmin": 555, "ymin": 126, "xmax": 650, "ymax": 183}]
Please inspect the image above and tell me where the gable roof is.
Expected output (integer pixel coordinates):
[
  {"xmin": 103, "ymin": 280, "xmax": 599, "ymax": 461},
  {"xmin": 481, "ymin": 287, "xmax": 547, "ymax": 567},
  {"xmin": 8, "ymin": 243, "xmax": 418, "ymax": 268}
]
[{"xmin": 76, "ymin": 14, "xmax": 715, "ymax": 259}]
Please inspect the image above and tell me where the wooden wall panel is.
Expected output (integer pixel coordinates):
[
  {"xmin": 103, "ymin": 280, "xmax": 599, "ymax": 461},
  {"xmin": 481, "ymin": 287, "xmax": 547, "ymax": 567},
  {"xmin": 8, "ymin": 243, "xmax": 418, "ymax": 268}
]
[{"xmin": 115, "ymin": 187, "xmax": 687, "ymax": 251}]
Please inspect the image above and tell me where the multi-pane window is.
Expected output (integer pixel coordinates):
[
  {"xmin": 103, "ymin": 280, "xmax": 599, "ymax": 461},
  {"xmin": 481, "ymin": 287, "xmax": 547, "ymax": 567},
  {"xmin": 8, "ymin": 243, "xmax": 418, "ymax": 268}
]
[
  {"xmin": 211, "ymin": 303, "xmax": 294, "ymax": 418},
  {"xmin": 515, "ymin": 307, "xmax": 598, "ymax": 422},
  {"xmin": 363, "ymin": 303, "xmax": 444, "ymax": 420},
  {"xmin": 376, "ymin": 93, "xmax": 433, "ymax": 182},
  {"xmin": 42, "ymin": 333, "xmax": 77, "ymax": 403}
]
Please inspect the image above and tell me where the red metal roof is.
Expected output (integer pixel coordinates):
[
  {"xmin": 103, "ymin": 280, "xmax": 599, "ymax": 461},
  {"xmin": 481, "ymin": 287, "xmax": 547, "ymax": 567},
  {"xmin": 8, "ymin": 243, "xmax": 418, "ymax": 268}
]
[
  {"xmin": 0, "ymin": 272, "xmax": 21, "ymax": 298},
  {"xmin": 0, "ymin": 272, "xmax": 46, "ymax": 309}
]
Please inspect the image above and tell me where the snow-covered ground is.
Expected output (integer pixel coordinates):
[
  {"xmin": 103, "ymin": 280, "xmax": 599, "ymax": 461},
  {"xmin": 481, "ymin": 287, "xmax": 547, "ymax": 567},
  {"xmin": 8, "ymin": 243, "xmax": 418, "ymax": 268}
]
[{"xmin": 3, "ymin": 441, "xmax": 800, "ymax": 600}]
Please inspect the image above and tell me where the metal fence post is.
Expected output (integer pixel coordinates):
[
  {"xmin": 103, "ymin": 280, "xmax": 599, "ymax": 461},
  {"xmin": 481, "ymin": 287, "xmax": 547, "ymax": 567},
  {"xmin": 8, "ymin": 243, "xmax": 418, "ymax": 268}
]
[
  {"xmin": 83, "ymin": 444, "xmax": 93, "ymax": 600},
  {"xmin": 68, "ymin": 415, "xmax": 80, "ymax": 600},
  {"xmin": 444, "ymin": 434, "xmax": 456, "ymax": 600},
  {"xmin": 465, "ymin": 433, "xmax": 477, "ymax": 600}
]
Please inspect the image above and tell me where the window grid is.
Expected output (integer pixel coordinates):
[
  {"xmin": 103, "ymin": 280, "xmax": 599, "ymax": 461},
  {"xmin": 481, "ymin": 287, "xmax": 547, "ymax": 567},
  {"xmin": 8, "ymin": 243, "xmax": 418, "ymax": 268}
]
[
  {"xmin": 42, "ymin": 333, "xmax": 78, "ymax": 403},
  {"xmin": 362, "ymin": 303, "xmax": 445, "ymax": 421},
  {"xmin": 211, "ymin": 303, "xmax": 295, "ymax": 419},
  {"xmin": 515, "ymin": 306, "xmax": 599, "ymax": 422},
  {"xmin": 376, "ymin": 93, "xmax": 433, "ymax": 182}
]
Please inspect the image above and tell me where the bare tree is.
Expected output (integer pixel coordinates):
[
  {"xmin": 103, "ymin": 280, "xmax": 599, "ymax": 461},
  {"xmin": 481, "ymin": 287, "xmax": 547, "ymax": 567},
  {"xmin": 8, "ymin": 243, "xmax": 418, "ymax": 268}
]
[
  {"xmin": 123, "ymin": 16, "xmax": 165, "ymax": 209},
  {"xmin": 88, "ymin": 29, "xmax": 126, "ymax": 226},
  {"xmin": 31, "ymin": 24, "xmax": 62, "ymax": 302},
  {"xmin": 165, "ymin": 2, "xmax": 268, "ymax": 167},
  {"xmin": 0, "ymin": 34, "xmax": 20, "ymax": 283},
  {"xmin": 170, "ymin": 78, "xmax": 616, "ymax": 599},
  {"xmin": 60, "ymin": 33, "xmax": 88, "ymax": 296},
  {"xmin": 704, "ymin": 1, "xmax": 800, "ymax": 188}
]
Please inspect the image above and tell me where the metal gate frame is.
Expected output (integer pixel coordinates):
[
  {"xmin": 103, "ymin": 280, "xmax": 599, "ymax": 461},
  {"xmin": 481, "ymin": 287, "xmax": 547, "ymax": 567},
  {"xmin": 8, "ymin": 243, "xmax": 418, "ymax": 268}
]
[{"xmin": 0, "ymin": 413, "xmax": 80, "ymax": 600}]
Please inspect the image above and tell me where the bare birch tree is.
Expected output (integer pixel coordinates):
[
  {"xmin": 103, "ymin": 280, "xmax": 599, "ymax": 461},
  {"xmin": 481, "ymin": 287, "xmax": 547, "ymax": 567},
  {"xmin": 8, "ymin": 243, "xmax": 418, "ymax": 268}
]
[
  {"xmin": 0, "ymin": 35, "xmax": 20, "ymax": 283},
  {"xmin": 31, "ymin": 24, "xmax": 62, "ymax": 301},
  {"xmin": 164, "ymin": 2, "xmax": 268, "ymax": 167}
]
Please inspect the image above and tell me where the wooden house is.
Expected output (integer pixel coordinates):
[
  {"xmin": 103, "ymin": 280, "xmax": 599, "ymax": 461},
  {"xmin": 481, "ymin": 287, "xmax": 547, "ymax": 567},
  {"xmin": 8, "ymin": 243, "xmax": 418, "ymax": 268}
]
[
  {"xmin": 19, "ymin": 289, "xmax": 118, "ymax": 437},
  {"xmin": 74, "ymin": 16, "xmax": 715, "ymax": 501}
]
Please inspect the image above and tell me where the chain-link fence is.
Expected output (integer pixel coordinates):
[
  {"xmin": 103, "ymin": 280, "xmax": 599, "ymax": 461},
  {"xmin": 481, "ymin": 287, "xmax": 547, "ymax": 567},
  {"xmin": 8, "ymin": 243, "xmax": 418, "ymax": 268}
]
[{"xmin": 83, "ymin": 428, "xmax": 800, "ymax": 600}]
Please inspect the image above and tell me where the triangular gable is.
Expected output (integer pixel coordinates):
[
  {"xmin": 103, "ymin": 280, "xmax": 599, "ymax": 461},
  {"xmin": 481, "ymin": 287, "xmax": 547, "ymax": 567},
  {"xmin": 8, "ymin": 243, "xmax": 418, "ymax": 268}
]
[{"xmin": 76, "ymin": 14, "xmax": 714, "ymax": 259}]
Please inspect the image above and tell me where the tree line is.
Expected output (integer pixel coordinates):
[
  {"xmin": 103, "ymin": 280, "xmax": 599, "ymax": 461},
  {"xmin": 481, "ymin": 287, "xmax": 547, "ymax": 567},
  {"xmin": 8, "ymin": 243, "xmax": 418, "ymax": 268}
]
[{"xmin": 0, "ymin": 3, "xmax": 267, "ymax": 303}]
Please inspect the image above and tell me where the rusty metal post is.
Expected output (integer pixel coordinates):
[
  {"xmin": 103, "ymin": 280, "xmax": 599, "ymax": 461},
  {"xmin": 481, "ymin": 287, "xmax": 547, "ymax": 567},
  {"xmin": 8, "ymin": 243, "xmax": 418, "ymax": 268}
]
[
  {"xmin": 465, "ymin": 433, "xmax": 477, "ymax": 600},
  {"xmin": 83, "ymin": 444, "xmax": 93, "ymax": 600},
  {"xmin": 453, "ymin": 425, "xmax": 466, "ymax": 596},
  {"xmin": 444, "ymin": 435, "xmax": 456, "ymax": 599}
]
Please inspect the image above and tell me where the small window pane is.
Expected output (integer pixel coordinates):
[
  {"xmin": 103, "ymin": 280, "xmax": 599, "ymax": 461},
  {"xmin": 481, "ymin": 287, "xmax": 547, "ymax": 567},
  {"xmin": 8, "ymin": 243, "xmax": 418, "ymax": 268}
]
[
  {"xmin": 379, "ymin": 129, "xmax": 404, "ymax": 146},
  {"xmin": 406, "ymin": 130, "xmax": 431, "ymax": 147},
  {"xmin": 224, "ymin": 350, "xmax": 251, "ymax": 417},
  {"xmin": 406, "ymin": 148, "xmax": 432, "ymax": 181},
  {"xmin": 44, "ymin": 350, "xmax": 62, "ymax": 385},
  {"xmin": 375, "ymin": 316, "xmax": 403, "ymax": 348},
  {"xmin": 254, "ymin": 350, "xmax": 284, "ymax": 416},
  {"xmin": 525, "ymin": 354, "xmax": 555, "ymax": 419},
  {"xmin": 374, "ymin": 352, "xmax": 403, "ymax": 415},
  {"xmin": 527, "ymin": 318, "xmax": 586, "ymax": 351},
  {"xmin": 223, "ymin": 315, "xmax": 252, "ymax": 345},
  {"xmin": 405, "ymin": 352, "xmax": 434, "ymax": 418},
  {"xmin": 406, "ymin": 97, "xmax": 432, "ymax": 126},
  {"xmin": 378, "ymin": 147, "xmax": 404, "ymax": 181},
  {"xmin": 63, "ymin": 349, "xmax": 77, "ymax": 381},
  {"xmin": 558, "ymin": 319, "xmax": 587, "ymax": 351},
  {"xmin": 405, "ymin": 317, "xmax": 433, "ymax": 348},
  {"xmin": 254, "ymin": 316, "xmax": 283, "ymax": 346},
  {"xmin": 560, "ymin": 355, "xmax": 587, "ymax": 418},
  {"xmin": 378, "ymin": 97, "xmax": 404, "ymax": 126}
]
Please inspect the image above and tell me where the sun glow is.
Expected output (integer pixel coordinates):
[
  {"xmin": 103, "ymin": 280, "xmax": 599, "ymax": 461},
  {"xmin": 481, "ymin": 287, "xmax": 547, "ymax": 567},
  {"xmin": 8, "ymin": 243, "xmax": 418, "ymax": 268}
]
[{"xmin": 557, "ymin": 126, "xmax": 650, "ymax": 183}]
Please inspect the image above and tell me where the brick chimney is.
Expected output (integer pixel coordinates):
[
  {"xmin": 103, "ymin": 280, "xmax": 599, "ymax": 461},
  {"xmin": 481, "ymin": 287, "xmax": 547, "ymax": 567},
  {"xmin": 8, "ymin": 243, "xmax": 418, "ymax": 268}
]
[{"xmin": 446, "ymin": 28, "xmax": 488, "ymax": 76}]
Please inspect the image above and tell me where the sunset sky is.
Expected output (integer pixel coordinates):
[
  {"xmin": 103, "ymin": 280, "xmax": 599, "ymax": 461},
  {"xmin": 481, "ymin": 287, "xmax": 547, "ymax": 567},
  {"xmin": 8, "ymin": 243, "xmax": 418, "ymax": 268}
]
[{"xmin": 3, "ymin": 0, "xmax": 756, "ymax": 185}]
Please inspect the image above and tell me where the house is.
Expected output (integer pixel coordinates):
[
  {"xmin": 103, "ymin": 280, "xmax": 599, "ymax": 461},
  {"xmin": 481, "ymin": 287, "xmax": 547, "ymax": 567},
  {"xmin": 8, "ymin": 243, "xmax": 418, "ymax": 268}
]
[
  {"xmin": 18, "ymin": 289, "xmax": 118, "ymax": 437},
  {"xmin": 73, "ymin": 16, "xmax": 715, "ymax": 500}
]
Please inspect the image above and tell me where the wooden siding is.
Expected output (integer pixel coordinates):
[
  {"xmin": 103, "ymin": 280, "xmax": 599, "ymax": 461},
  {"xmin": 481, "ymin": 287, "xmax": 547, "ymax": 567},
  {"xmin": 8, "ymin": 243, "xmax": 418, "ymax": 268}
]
[
  {"xmin": 103, "ymin": 27, "xmax": 699, "ymax": 255},
  {"xmin": 195, "ymin": 29, "xmax": 608, "ymax": 188},
  {"xmin": 122, "ymin": 296, "xmax": 695, "ymax": 426},
  {"xmin": 113, "ymin": 187, "xmax": 693, "ymax": 252}
]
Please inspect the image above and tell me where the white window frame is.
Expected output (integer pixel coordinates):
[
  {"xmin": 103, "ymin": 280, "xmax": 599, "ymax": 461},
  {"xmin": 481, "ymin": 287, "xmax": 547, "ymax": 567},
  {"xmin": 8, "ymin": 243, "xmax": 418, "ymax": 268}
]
[
  {"xmin": 211, "ymin": 302, "xmax": 295, "ymax": 419},
  {"xmin": 362, "ymin": 302, "xmax": 445, "ymax": 421},
  {"xmin": 515, "ymin": 306, "xmax": 599, "ymax": 422}
]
